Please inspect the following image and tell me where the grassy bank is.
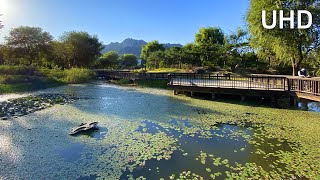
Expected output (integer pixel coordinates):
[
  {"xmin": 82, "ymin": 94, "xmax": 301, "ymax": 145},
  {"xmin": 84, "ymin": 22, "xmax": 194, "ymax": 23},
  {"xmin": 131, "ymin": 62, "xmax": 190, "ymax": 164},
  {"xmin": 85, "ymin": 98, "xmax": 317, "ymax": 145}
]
[
  {"xmin": 0, "ymin": 66, "xmax": 95, "ymax": 94},
  {"xmin": 112, "ymin": 79, "xmax": 169, "ymax": 89}
]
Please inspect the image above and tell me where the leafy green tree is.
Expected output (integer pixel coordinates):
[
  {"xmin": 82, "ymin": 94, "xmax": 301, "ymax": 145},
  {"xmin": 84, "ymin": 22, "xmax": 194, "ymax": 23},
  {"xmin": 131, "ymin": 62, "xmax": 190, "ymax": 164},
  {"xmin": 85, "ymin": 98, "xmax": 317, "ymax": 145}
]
[
  {"xmin": 5, "ymin": 26, "xmax": 53, "ymax": 65},
  {"xmin": 247, "ymin": 0, "xmax": 320, "ymax": 75},
  {"xmin": 183, "ymin": 43, "xmax": 201, "ymax": 66},
  {"xmin": 194, "ymin": 27, "xmax": 225, "ymax": 66},
  {"xmin": 99, "ymin": 51, "xmax": 120, "ymax": 68},
  {"xmin": 195, "ymin": 27, "xmax": 225, "ymax": 45},
  {"xmin": 49, "ymin": 41, "xmax": 73, "ymax": 69},
  {"xmin": 140, "ymin": 41, "xmax": 165, "ymax": 67},
  {"xmin": 146, "ymin": 50, "xmax": 165, "ymax": 69},
  {"xmin": 164, "ymin": 47, "xmax": 185, "ymax": 68},
  {"xmin": 60, "ymin": 31, "xmax": 104, "ymax": 68},
  {"xmin": 120, "ymin": 54, "xmax": 138, "ymax": 69}
]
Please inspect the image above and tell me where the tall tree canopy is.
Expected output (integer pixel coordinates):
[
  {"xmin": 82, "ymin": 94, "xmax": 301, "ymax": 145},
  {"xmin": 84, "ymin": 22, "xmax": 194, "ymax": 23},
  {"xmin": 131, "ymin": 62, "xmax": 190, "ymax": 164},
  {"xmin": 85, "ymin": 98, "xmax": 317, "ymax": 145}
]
[
  {"xmin": 140, "ymin": 40, "xmax": 165, "ymax": 66},
  {"xmin": 194, "ymin": 27, "xmax": 226, "ymax": 66},
  {"xmin": 61, "ymin": 31, "xmax": 104, "ymax": 67},
  {"xmin": 247, "ymin": 0, "xmax": 320, "ymax": 75},
  {"xmin": 195, "ymin": 27, "xmax": 225, "ymax": 45},
  {"xmin": 5, "ymin": 26, "xmax": 53, "ymax": 65},
  {"xmin": 99, "ymin": 51, "xmax": 120, "ymax": 68},
  {"xmin": 120, "ymin": 54, "xmax": 138, "ymax": 69}
]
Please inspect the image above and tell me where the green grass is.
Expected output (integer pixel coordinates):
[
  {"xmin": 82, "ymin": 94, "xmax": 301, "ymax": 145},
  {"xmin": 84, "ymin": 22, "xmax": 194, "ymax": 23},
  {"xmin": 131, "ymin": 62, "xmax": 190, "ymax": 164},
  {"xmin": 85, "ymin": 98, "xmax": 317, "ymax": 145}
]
[
  {"xmin": 0, "ymin": 79, "xmax": 63, "ymax": 94},
  {"xmin": 136, "ymin": 79, "xmax": 169, "ymax": 89},
  {"xmin": 113, "ymin": 79, "xmax": 169, "ymax": 89},
  {"xmin": 0, "ymin": 66, "xmax": 95, "ymax": 94},
  {"xmin": 147, "ymin": 68, "xmax": 189, "ymax": 73},
  {"xmin": 62, "ymin": 68, "xmax": 95, "ymax": 83},
  {"xmin": 0, "ymin": 65, "xmax": 38, "ymax": 76}
]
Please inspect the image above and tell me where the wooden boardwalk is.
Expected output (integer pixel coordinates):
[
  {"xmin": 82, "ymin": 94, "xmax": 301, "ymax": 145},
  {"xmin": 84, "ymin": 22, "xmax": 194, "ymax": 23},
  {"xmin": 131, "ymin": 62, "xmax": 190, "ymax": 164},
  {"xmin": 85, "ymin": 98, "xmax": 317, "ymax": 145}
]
[
  {"xmin": 169, "ymin": 74, "xmax": 320, "ymax": 102},
  {"xmin": 94, "ymin": 70, "xmax": 320, "ymax": 102}
]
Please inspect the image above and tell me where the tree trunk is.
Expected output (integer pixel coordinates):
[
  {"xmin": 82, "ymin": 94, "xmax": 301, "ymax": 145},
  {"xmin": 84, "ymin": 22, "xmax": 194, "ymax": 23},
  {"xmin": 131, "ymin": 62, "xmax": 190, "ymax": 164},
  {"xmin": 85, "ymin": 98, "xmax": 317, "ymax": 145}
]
[
  {"xmin": 292, "ymin": 40, "xmax": 304, "ymax": 76},
  {"xmin": 292, "ymin": 64, "xmax": 298, "ymax": 76},
  {"xmin": 292, "ymin": 56, "xmax": 303, "ymax": 76}
]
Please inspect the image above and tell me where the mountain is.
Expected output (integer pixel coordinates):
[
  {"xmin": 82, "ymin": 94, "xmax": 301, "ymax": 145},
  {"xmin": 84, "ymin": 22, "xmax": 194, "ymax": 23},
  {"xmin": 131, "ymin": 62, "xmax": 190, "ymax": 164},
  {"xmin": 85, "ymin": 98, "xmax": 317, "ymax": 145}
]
[{"xmin": 102, "ymin": 38, "xmax": 182, "ymax": 57}]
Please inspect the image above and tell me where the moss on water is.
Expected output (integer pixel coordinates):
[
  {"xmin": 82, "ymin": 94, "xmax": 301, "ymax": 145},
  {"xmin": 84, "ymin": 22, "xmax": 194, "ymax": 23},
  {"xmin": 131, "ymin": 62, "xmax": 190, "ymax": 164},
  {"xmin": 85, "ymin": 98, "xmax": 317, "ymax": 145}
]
[
  {"xmin": 0, "ymin": 84, "xmax": 319, "ymax": 179},
  {"xmin": 112, "ymin": 79, "xmax": 169, "ymax": 89}
]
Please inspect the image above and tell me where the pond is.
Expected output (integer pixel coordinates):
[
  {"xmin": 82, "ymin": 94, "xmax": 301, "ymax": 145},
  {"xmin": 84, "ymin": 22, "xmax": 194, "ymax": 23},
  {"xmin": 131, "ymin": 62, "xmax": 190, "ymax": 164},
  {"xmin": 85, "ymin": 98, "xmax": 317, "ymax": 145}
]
[{"xmin": 0, "ymin": 82, "xmax": 319, "ymax": 179}]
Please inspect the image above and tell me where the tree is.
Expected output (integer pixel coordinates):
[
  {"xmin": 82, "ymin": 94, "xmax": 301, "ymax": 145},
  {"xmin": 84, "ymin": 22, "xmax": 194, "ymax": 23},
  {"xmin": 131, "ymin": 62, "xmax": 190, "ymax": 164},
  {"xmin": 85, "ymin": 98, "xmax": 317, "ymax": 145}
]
[
  {"xmin": 5, "ymin": 26, "xmax": 53, "ymax": 65},
  {"xmin": 194, "ymin": 27, "xmax": 226, "ymax": 66},
  {"xmin": 183, "ymin": 43, "xmax": 202, "ymax": 66},
  {"xmin": 140, "ymin": 41, "xmax": 165, "ymax": 67},
  {"xmin": 165, "ymin": 47, "xmax": 185, "ymax": 68},
  {"xmin": 61, "ymin": 31, "xmax": 104, "ymax": 68},
  {"xmin": 99, "ymin": 51, "xmax": 120, "ymax": 68},
  {"xmin": 49, "ymin": 41, "xmax": 73, "ymax": 68},
  {"xmin": 120, "ymin": 54, "xmax": 138, "ymax": 69},
  {"xmin": 195, "ymin": 27, "xmax": 225, "ymax": 46},
  {"xmin": 146, "ymin": 50, "xmax": 165, "ymax": 69},
  {"xmin": 247, "ymin": 0, "xmax": 320, "ymax": 75}
]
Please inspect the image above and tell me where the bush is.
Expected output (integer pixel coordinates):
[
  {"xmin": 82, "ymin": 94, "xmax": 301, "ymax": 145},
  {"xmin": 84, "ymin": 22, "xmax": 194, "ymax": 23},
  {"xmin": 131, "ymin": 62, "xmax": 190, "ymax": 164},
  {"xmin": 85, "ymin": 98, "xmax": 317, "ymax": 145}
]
[
  {"xmin": 39, "ymin": 67, "xmax": 65, "ymax": 80},
  {"xmin": 40, "ymin": 67, "xmax": 95, "ymax": 84},
  {"xmin": 0, "ymin": 65, "xmax": 38, "ymax": 75},
  {"xmin": 63, "ymin": 68, "xmax": 95, "ymax": 84},
  {"xmin": 137, "ymin": 80, "xmax": 168, "ymax": 89},
  {"xmin": 0, "ymin": 75, "xmax": 44, "ymax": 84}
]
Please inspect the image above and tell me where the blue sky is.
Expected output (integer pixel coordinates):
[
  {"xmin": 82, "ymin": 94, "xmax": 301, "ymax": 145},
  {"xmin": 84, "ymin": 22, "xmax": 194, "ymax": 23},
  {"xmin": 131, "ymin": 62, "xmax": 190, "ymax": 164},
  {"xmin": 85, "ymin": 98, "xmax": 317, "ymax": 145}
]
[{"xmin": 0, "ymin": 0, "xmax": 249, "ymax": 45}]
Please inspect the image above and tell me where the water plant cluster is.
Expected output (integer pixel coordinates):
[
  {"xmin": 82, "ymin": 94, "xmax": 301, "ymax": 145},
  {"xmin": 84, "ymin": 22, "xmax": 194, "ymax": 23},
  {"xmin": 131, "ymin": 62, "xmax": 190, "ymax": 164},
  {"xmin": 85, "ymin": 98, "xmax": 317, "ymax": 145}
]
[
  {"xmin": 0, "ymin": 85, "xmax": 319, "ymax": 179},
  {"xmin": 0, "ymin": 94, "xmax": 81, "ymax": 120}
]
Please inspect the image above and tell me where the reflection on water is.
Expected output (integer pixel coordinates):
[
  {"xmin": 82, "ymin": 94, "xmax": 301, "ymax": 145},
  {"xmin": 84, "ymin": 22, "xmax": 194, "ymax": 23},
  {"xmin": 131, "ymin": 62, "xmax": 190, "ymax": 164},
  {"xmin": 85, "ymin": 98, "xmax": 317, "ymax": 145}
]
[
  {"xmin": 298, "ymin": 101, "xmax": 320, "ymax": 112},
  {"xmin": 0, "ymin": 82, "xmax": 316, "ymax": 179}
]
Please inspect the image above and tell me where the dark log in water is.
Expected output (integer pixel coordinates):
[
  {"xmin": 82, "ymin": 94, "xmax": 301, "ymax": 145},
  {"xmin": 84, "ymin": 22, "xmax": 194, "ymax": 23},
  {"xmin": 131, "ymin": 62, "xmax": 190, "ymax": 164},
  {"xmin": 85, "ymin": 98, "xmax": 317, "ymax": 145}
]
[{"xmin": 69, "ymin": 122, "xmax": 99, "ymax": 135}]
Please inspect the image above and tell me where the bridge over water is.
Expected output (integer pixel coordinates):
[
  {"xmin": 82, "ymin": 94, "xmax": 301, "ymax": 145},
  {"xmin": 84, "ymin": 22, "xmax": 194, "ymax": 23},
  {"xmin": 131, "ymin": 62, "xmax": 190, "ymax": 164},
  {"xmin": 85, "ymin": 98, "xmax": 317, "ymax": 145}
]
[{"xmin": 94, "ymin": 70, "xmax": 320, "ymax": 104}]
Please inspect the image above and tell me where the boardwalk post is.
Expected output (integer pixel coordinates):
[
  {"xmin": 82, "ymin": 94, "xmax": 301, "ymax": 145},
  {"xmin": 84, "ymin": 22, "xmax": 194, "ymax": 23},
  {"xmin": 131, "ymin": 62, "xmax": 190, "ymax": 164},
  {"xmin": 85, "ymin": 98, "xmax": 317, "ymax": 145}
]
[
  {"xmin": 173, "ymin": 90, "xmax": 178, "ymax": 95},
  {"xmin": 211, "ymin": 93, "xmax": 216, "ymax": 100}
]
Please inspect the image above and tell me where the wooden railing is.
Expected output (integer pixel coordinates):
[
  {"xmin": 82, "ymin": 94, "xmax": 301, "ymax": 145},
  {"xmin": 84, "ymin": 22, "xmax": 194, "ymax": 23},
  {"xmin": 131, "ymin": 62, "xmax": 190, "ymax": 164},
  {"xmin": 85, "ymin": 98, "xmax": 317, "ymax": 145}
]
[
  {"xmin": 95, "ymin": 70, "xmax": 320, "ymax": 100},
  {"xmin": 168, "ymin": 74, "xmax": 287, "ymax": 90},
  {"xmin": 95, "ymin": 70, "xmax": 231, "ymax": 80},
  {"xmin": 287, "ymin": 77, "xmax": 320, "ymax": 96}
]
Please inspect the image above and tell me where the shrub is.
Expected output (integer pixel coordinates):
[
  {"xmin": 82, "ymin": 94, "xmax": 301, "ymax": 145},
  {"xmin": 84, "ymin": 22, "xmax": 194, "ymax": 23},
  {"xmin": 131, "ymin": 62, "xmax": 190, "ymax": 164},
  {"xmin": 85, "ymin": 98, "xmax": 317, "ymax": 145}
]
[
  {"xmin": 0, "ymin": 65, "xmax": 38, "ymax": 75},
  {"xmin": 39, "ymin": 67, "xmax": 64, "ymax": 80},
  {"xmin": 63, "ymin": 68, "xmax": 95, "ymax": 84}
]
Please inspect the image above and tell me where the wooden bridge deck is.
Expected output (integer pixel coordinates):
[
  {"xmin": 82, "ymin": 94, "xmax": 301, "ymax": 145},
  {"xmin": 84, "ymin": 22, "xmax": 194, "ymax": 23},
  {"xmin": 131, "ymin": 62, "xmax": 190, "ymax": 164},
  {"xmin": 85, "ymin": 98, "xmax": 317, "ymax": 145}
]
[
  {"xmin": 94, "ymin": 70, "xmax": 320, "ymax": 102},
  {"xmin": 169, "ymin": 75, "xmax": 320, "ymax": 102}
]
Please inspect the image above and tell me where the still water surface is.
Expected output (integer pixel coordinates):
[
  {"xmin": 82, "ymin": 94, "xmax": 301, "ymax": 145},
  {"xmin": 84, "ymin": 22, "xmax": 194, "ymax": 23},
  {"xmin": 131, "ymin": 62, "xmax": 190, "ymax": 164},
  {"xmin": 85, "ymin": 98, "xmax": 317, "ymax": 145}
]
[{"xmin": 0, "ymin": 82, "xmax": 318, "ymax": 179}]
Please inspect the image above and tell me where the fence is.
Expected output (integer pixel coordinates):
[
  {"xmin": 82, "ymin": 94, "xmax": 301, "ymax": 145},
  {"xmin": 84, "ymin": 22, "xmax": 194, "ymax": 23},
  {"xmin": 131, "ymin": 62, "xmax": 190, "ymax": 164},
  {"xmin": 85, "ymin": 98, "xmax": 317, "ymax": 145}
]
[{"xmin": 95, "ymin": 70, "xmax": 320, "ymax": 99}]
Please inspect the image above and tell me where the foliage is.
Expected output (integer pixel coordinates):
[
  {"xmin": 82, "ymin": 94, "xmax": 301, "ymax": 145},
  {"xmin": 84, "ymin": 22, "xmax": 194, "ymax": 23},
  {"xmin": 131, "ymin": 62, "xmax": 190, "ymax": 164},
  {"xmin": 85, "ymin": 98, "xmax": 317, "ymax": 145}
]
[
  {"xmin": 140, "ymin": 41, "xmax": 165, "ymax": 66},
  {"xmin": 195, "ymin": 27, "xmax": 225, "ymax": 45},
  {"xmin": 98, "ymin": 51, "xmax": 120, "ymax": 68},
  {"xmin": 247, "ymin": 0, "xmax": 320, "ymax": 75},
  {"xmin": 0, "ymin": 65, "xmax": 95, "ymax": 94},
  {"xmin": 60, "ymin": 31, "xmax": 104, "ymax": 68},
  {"xmin": 136, "ymin": 79, "xmax": 168, "ymax": 89},
  {"xmin": 0, "ymin": 65, "xmax": 38, "ymax": 75},
  {"xmin": 40, "ymin": 67, "xmax": 95, "ymax": 84},
  {"xmin": 146, "ymin": 50, "xmax": 165, "ymax": 69},
  {"xmin": 62, "ymin": 68, "xmax": 95, "ymax": 83},
  {"xmin": 120, "ymin": 54, "xmax": 138, "ymax": 69},
  {"xmin": 5, "ymin": 26, "xmax": 53, "ymax": 65}
]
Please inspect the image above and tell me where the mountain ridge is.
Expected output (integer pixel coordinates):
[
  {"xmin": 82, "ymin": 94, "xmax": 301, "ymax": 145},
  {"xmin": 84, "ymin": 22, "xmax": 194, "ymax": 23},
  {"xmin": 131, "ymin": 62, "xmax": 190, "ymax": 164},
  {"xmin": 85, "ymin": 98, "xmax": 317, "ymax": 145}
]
[{"xmin": 102, "ymin": 38, "xmax": 182, "ymax": 57}]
